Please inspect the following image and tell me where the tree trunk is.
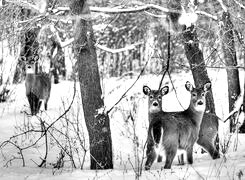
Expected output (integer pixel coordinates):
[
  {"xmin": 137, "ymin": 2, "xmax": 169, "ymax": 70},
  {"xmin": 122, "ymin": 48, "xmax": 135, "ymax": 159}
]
[
  {"xmin": 70, "ymin": 0, "xmax": 113, "ymax": 169},
  {"xmin": 13, "ymin": 9, "xmax": 32, "ymax": 83},
  {"xmin": 220, "ymin": 12, "xmax": 241, "ymax": 132},
  {"xmin": 183, "ymin": 25, "xmax": 216, "ymax": 114},
  {"xmin": 238, "ymin": 48, "xmax": 245, "ymax": 132},
  {"xmin": 167, "ymin": 0, "xmax": 215, "ymax": 114}
]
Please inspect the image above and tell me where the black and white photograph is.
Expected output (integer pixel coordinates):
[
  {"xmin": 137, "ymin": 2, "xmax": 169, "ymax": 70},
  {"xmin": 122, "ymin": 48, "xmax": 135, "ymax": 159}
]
[{"xmin": 0, "ymin": 0, "xmax": 244, "ymax": 179}]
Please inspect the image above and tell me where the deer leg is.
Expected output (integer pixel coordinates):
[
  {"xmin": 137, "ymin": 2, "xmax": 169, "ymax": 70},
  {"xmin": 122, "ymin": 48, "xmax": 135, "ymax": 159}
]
[
  {"xmin": 145, "ymin": 141, "xmax": 157, "ymax": 170},
  {"xmin": 186, "ymin": 146, "xmax": 193, "ymax": 164},
  {"xmin": 38, "ymin": 100, "xmax": 42, "ymax": 112},
  {"xmin": 197, "ymin": 139, "xmax": 220, "ymax": 159},
  {"xmin": 178, "ymin": 154, "xmax": 185, "ymax": 165},
  {"xmin": 27, "ymin": 93, "xmax": 34, "ymax": 115},
  {"xmin": 34, "ymin": 97, "xmax": 40, "ymax": 115},
  {"xmin": 157, "ymin": 155, "xmax": 163, "ymax": 162},
  {"xmin": 44, "ymin": 101, "xmax": 48, "ymax": 110},
  {"xmin": 164, "ymin": 145, "xmax": 177, "ymax": 169}
]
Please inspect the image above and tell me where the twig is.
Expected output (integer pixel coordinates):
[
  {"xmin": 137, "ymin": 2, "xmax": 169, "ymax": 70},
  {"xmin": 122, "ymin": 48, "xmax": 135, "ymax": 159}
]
[
  {"xmin": 217, "ymin": 0, "xmax": 228, "ymax": 12},
  {"xmin": 107, "ymin": 57, "xmax": 151, "ymax": 114},
  {"xmin": 233, "ymin": 0, "xmax": 245, "ymax": 9},
  {"xmin": 38, "ymin": 119, "xmax": 48, "ymax": 168},
  {"xmin": 96, "ymin": 42, "xmax": 143, "ymax": 54},
  {"xmin": 167, "ymin": 71, "xmax": 185, "ymax": 110},
  {"xmin": 158, "ymin": 19, "xmax": 170, "ymax": 90}
]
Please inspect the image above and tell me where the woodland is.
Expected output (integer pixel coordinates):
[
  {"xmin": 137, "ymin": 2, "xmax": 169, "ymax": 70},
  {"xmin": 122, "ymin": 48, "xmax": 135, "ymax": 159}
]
[{"xmin": 0, "ymin": 0, "xmax": 244, "ymax": 179}]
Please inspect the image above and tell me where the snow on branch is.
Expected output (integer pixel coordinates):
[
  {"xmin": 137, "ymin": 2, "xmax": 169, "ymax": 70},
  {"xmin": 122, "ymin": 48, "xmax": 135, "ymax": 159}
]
[
  {"xmin": 49, "ymin": 4, "xmax": 217, "ymax": 22},
  {"xmin": 90, "ymin": 4, "xmax": 172, "ymax": 14},
  {"xmin": 5, "ymin": 1, "xmax": 218, "ymax": 23},
  {"xmin": 6, "ymin": 0, "xmax": 47, "ymax": 13},
  {"xmin": 224, "ymin": 93, "xmax": 244, "ymax": 123},
  {"xmin": 96, "ymin": 42, "xmax": 143, "ymax": 53},
  {"xmin": 233, "ymin": 0, "xmax": 245, "ymax": 9},
  {"xmin": 195, "ymin": 10, "xmax": 217, "ymax": 21},
  {"xmin": 217, "ymin": 0, "xmax": 228, "ymax": 12},
  {"xmin": 60, "ymin": 37, "xmax": 143, "ymax": 54}
]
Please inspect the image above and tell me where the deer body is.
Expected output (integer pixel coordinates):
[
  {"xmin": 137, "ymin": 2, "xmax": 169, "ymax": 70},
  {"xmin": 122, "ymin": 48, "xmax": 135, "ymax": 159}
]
[
  {"xmin": 144, "ymin": 81, "xmax": 212, "ymax": 169},
  {"xmin": 198, "ymin": 113, "xmax": 219, "ymax": 155},
  {"xmin": 25, "ymin": 61, "xmax": 51, "ymax": 115}
]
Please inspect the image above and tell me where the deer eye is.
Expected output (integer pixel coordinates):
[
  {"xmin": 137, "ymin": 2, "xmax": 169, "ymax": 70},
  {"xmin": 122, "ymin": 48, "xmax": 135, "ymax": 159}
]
[
  {"xmin": 201, "ymin": 93, "xmax": 205, "ymax": 96},
  {"xmin": 158, "ymin": 95, "xmax": 162, "ymax": 100},
  {"xmin": 149, "ymin": 95, "xmax": 153, "ymax": 99},
  {"xmin": 192, "ymin": 93, "xmax": 197, "ymax": 97}
]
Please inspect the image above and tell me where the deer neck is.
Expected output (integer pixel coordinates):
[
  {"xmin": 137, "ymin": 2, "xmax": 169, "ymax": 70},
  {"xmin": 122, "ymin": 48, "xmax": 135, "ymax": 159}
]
[
  {"xmin": 186, "ymin": 103, "xmax": 205, "ymax": 127},
  {"xmin": 148, "ymin": 109, "xmax": 164, "ymax": 123}
]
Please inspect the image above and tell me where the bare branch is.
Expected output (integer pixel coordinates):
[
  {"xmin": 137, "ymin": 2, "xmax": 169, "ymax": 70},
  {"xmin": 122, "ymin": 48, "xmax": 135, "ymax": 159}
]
[
  {"xmin": 96, "ymin": 42, "xmax": 143, "ymax": 54},
  {"xmin": 217, "ymin": 0, "xmax": 228, "ymax": 12},
  {"xmin": 107, "ymin": 56, "xmax": 151, "ymax": 114},
  {"xmin": 60, "ymin": 37, "xmax": 143, "ymax": 54},
  {"xmin": 90, "ymin": 4, "xmax": 172, "ymax": 14},
  {"xmin": 233, "ymin": 0, "xmax": 245, "ymax": 9},
  {"xmin": 5, "ymin": 0, "xmax": 46, "ymax": 14},
  {"xmin": 195, "ymin": 10, "xmax": 218, "ymax": 21}
]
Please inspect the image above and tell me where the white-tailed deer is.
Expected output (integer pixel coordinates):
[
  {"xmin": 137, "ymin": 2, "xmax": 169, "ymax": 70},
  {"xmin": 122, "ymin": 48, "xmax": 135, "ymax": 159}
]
[
  {"xmin": 143, "ymin": 81, "xmax": 214, "ymax": 169},
  {"xmin": 25, "ymin": 59, "xmax": 51, "ymax": 115},
  {"xmin": 178, "ymin": 112, "xmax": 220, "ymax": 165}
]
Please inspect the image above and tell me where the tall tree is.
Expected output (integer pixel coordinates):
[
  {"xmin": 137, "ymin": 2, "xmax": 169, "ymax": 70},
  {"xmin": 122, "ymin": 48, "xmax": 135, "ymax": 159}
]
[
  {"xmin": 220, "ymin": 11, "xmax": 241, "ymax": 132},
  {"xmin": 70, "ymin": 0, "xmax": 113, "ymax": 169},
  {"xmin": 167, "ymin": 0, "xmax": 216, "ymax": 114}
]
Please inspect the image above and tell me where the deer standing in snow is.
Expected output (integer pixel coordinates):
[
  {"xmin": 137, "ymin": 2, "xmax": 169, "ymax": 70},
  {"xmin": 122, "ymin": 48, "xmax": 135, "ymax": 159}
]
[
  {"xmin": 143, "ymin": 81, "xmax": 218, "ymax": 169},
  {"xmin": 25, "ymin": 58, "xmax": 51, "ymax": 115}
]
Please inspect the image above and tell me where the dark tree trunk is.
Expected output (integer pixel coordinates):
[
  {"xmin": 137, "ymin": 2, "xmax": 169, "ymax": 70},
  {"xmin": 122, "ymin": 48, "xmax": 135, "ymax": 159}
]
[
  {"xmin": 238, "ymin": 49, "xmax": 245, "ymax": 132},
  {"xmin": 166, "ymin": 1, "xmax": 218, "ymax": 164},
  {"xmin": 220, "ymin": 12, "xmax": 241, "ymax": 132},
  {"xmin": 167, "ymin": 0, "xmax": 216, "ymax": 114},
  {"xmin": 13, "ymin": 9, "xmax": 32, "ymax": 83},
  {"xmin": 70, "ymin": 0, "xmax": 113, "ymax": 169},
  {"xmin": 183, "ymin": 25, "xmax": 216, "ymax": 114}
]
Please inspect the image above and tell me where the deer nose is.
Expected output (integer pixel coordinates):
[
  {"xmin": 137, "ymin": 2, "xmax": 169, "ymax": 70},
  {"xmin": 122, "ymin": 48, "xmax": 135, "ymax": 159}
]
[
  {"xmin": 153, "ymin": 102, "xmax": 159, "ymax": 106},
  {"xmin": 197, "ymin": 101, "xmax": 203, "ymax": 105},
  {"xmin": 27, "ymin": 65, "xmax": 31, "ymax": 69}
]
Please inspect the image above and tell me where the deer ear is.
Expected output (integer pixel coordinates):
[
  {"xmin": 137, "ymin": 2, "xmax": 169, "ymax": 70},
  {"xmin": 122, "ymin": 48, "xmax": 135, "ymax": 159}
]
[
  {"xmin": 203, "ymin": 81, "xmax": 211, "ymax": 92},
  {"xmin": 185, "ymin": 81, "xmax": 193, "ymax": 92},
  {"xmin": 143, "ymin": 85, "xmax": 151, "ymax": 96},
  {"xmin": 160, "ymin": 86, "xmax": 169, "ymax": 96}
]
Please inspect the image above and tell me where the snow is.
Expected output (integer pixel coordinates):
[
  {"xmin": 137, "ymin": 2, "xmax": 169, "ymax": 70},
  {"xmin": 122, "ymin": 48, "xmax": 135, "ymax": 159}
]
[{"xmin": 0, "ymin": 69, "xmax": 245, "ymax": 180}]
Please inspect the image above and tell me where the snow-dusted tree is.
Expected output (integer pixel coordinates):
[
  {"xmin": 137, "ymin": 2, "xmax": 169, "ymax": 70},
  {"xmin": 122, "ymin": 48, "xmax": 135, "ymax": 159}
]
[
  {"xmin": 70, "ymin": 0, "xmax": 113, "ymax": 169},
  {"xmin": 219, "ymin": 6, "xmax": 241, "ymax": 132},
  {"xmin": 167, "ymin": 0, "xmax": 216, "ymax": 114}
]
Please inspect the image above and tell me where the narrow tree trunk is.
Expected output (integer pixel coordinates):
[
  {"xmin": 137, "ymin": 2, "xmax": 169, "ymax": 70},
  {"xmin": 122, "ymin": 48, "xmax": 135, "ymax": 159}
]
[
  {"xmin": 238, "ymin": 49, "xmax": 245, "ymax": 132},
  {"xmin": 70, "ymin": 0, "xmax": 113, "ymax": 169},
  {"xmin": 220, "ymin": 12, "xmax": 241, "ymax": 132},
  {"xmin": 13, "ymin": 9, "xmax": 32, "ymax": 83}
]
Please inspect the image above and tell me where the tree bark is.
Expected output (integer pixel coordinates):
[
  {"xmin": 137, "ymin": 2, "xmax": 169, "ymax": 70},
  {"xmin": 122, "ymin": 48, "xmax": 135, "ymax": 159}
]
[
  {"xmin": 220, "ymin": 12, "xmax": 241, "ymax": 132},
  {"xmin": 167, "ymin": 0, "xmax": 216, "ymax": 114},
  {"xmin": 238, "ymin": 46, "xmax": 245, "ymax": 132},
  {"xmin": 13, "ymin": 9, "xmax": 33, "ymax": 83},
  {"xmin": 70, "ymin": 0, "xmax": 113, "ymax": 169},
  {"xmin": 182, "ymin": 25, "xmax": 216, "ymax": 114}
]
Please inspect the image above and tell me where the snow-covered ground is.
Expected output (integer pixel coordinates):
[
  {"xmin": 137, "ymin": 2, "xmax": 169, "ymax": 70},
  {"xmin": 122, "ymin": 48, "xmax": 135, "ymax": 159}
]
[{"xmin": 0, "ymin": 69, "xmax": 244, "ymax": 180}]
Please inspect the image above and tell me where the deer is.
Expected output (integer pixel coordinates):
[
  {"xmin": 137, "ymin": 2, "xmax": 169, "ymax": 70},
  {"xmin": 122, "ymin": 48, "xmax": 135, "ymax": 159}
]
[
  {"xmin": 25, "ymin": 58, "xmax": 51, "ymax": 115},
  {"xmin": 178, "ymin": 112, "xmax": 220, "ymax": 165},
  {"xmin": 143, "ymin": 81, "xmax": 218, "ymax": 170}
]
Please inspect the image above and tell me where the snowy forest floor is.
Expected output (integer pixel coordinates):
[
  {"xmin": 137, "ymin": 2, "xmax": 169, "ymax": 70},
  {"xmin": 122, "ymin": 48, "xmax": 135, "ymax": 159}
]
[{"xmin": 0, "ymin": 70, "xmax": 244, "ymax": 180}]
